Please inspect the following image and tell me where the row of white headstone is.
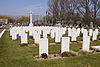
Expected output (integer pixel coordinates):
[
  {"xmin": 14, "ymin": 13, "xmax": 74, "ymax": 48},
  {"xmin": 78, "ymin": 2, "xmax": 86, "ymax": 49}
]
[
  {"xmin": 10, "ymin": 26, "xmax": 66, "ymax": 44},
  {"xmin": 39, "ymin": 27, "xmax": 98, "ymax": 56},
  {"xmin": 9, "ymin": 26, "xmax": 99, "ymax": 56},
  {"xmin": 39, "ymin": 37, "xmax": 70, "ymax": 56},
  {"xmin": 39, "ymin": 36, "xmax": 89, "ymax": 56},
  {"xmin": 68, "ymin": 27, "xmax": 98, "ymax": 41}
]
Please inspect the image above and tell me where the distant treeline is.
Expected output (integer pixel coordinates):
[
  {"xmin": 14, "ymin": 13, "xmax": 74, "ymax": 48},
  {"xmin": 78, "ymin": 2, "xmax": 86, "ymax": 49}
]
[{"xmin": 0, "ymin": 16, "xmax": 29, "ymax": 23}]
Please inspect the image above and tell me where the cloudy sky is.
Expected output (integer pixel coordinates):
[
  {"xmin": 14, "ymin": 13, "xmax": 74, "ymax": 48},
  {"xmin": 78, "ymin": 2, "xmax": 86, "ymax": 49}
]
[{"xmin": 0, "ymin": 0, "xmax": 48, "ymax": 16}]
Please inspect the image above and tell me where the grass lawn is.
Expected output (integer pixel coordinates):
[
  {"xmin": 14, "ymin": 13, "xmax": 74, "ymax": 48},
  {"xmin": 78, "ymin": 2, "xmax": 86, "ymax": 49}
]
[{"xmin": 0, "ymin": 31, "xmax": 100, "ymax": 67}]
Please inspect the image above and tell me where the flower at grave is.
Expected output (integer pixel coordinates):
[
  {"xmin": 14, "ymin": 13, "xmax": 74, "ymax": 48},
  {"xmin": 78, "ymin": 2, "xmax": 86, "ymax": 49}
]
[{"xmin": 41, "ymin": 53, "xmax": 48, "ymax": 59}]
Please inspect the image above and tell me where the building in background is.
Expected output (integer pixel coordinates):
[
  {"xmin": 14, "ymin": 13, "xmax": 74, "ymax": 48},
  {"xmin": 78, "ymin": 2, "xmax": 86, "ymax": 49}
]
[{"xmin": 0, "ymin": 19, "xmax": 8, "ymax": 28}]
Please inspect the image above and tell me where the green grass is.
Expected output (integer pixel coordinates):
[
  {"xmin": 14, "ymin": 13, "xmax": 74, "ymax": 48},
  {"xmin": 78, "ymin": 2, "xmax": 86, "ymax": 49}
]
[{"xmin": 0, "ymin": 31, "xmax": 100, "ymax": 67}]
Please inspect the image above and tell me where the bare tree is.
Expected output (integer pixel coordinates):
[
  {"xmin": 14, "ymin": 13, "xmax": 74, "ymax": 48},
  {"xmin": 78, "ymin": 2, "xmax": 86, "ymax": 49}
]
[
  {"xmin": 91, "ymin": 0, "xmax": 100, "ymax": 24},
  {"xmin": 70, "ymin": 0, "xmax": 100, "ymax": 24},
  {"xmin": 48, "ymin": 0, "xmax": 59, "ymax": 20},
  {"xmin": 48, "ymin": 0, "xmax": 100, "ymax": 25},
  {"xmin": 48, "ymin": 0, "xmax": 77, "ymax": 24}
]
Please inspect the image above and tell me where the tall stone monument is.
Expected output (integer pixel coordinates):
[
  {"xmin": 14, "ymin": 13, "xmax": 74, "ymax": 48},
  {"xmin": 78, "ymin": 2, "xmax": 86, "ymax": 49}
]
[{"xmin": 29, "ymin": 10, "xmax": 33, "ymax": 26}]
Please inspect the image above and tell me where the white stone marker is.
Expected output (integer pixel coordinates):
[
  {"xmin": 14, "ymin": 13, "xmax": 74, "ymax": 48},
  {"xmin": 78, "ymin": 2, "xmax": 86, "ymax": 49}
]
[
  {"xmin": 51, "ymin": 30, "xmax": 55, "ymax": 38},
  {"xmin": 77, "ymin": 28, "xmax": 80, "ymax": 36},
  {"xmin": 83, "ymin": 29, "xmax": 88, "ymax": 39},
  {"xmin": 81, "ymin": 27, "xmax": 84, "ymax": 33},
  {"xmin": 71, "ymin": 28, "xmax": 77, "ymax": 41},
  {"xmin": 29, "ymin": 30, "xmax": 33, "ymax": 36},
  {"xmin": 21, "ymin": 34, "xmax": 28, "ymax": 44},
  {"xmin": 68, "ymin": 28, "xmax": 71, "ymax": 36},
  {"xmin": 39, "ymin": 38, "xmax": 48, "ymax": 56},
  {"xmin": 61, "ymin": 37, "xmax": 70, "ymax": 53},
  {"xmin": 71, "ymin": 36, "xmax": 77, "ymax": 41},
  {"xmin": 82, "ymin": 36, "xmax": 90, "ymax": 52},
  {"xmin": 43, "ymin": 30, "xmax": 47, "ymax": 38},
  {"xmin": 10, "ymin": 28, "xmax": 13, "ymax": 36},
  {"xmin": 95, "ymin": 29, "xmax": 98, "ymax": 35},
  {"xmin": 12, "ymin": 32, "xmax": 17, "ymax": 40},
  {"xmin": 34, "ymin": 33, "xmax": 40, "ymax": 44},
  {"xmin": 92, "ymin": 31, "xmax": 97, "ymax": 41},
  {"xmin": 89, "ymin": 29, "xmax": 93, "ymax": 36},
  {"xmin": 55, "ymin": 32, "xmax": 61, "ymax": 42}
]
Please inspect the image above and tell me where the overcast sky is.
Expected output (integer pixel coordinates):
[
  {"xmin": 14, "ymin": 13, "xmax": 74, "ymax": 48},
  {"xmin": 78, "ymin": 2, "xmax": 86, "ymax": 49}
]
[{"xmin": 0, "ymin": 0, "xmax": 48, "ymax": 16}]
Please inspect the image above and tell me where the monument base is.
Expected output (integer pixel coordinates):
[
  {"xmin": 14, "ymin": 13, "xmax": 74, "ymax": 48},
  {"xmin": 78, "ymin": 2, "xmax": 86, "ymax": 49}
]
[{"xmin": 29, "ymin": 23, "xmax": 33, "ymax": 27}]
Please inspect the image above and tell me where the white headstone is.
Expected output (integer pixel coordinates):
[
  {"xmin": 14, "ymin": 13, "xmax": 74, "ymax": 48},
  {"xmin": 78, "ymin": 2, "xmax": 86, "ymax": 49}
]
[
  {"xmin": 92, "ymin": 31, "xmax": 97, "ymax": 41},
  {"xmin": 61, "ymin": 37, "xmax": 70, "ymax": 53},
  {"xmin": 71, "ymin": 28, "xmax": 77, "ymax": 41},
  {"xmin": 82, "ymin": 36, "xmax": 90, "ymax": 51},
  {"xmin": 81, "ymin": 27, "xmax": 84, "ymax": 33},
  {"xmin": 29, "ymin": 29, "xmax": 33, "ymax": 36},
  {"xmin": 89, "ymin": 29, "xmax": 93, "ymax": 36},
  {"xmin": 43, "ymin": 30, "xmax": 47, "ymax": 38},
  {"xmin": 50, "ymin": 30, "xmax": 55, "ymax": 38},
  {"xmin": 39, "ymin": 38, "xmax": 48, "ymax": 56},
  {"xmin": 34, "ymin": 33, "xmax": 40, "ymax": 44},
  {"xmin": 71, "ymin": 36, "xmax": 77, "ymax": 41},
  {"xmin": 55, "ymin": 31, "xmax": 61, "ymax": 42},
  {"xmin": 21, "ymin": 34, "xmax": 28, "ymax": 44},
  {"xmin": 76, "ymin": 28, "xmax": 80, "ymax": 36},
  {"xmin": 12, "ymin": 32, "xmax": 17, "ymax": 40},
  {"xmin": 83, "ymin": 29, "xmax": 88, "ymax": 38},
  {"xmin": 68, "ymin": 28, "xmax": 71, "ymax": 36},
  {"xmin": 95, "ymin": 29, "xmax": 98, "ymax": 35}
]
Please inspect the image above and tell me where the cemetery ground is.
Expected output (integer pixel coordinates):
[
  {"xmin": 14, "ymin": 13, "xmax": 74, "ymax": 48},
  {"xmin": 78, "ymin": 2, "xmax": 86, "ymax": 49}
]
[
  {"xmin": 0, "ymin": 29, "xmax": 4, "ymax": 33},
  {"xmin": 0, "ymin": 31, "xmax": 100, "ymax": 67}
]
